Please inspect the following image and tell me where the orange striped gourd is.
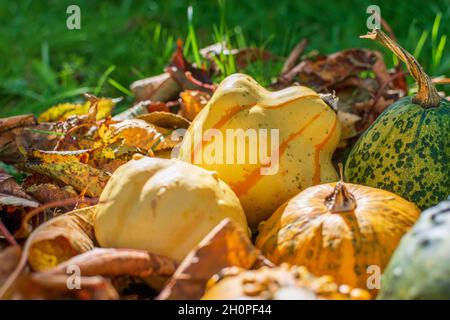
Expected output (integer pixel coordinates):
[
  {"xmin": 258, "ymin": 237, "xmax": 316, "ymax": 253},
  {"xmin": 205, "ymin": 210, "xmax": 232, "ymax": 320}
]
[{"xmin": 178, "ymin": 74, "xmax": 341, "ymax": 227}]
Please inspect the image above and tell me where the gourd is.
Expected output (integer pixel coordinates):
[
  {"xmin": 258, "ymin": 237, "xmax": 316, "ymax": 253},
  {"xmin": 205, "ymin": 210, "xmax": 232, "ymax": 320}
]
[
  {"xmin": 255, "ymin": 173, "xmax": 420, "ymax": 294},
  {"xmin": 202, "ymin": 264, "xmax": 370, "ymax": 300},
  {"xmin": 94, "ymin": 155, "xmax": 249, "ymax": 262},
  {"xmin": 178, "ymin": 73, "xmax": 341, "ymax": 227},
  {"xmin": 379, "ymin": 197, "xmax": 450, "ymax": 299},
  {"xmin": 345, "ymin": 30, "xmax": 450, "ymax": 210}
]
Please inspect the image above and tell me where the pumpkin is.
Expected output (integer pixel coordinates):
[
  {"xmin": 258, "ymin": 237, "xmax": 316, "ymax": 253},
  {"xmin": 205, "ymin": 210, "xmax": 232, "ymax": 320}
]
[
  {"xmin": 345, "ymin": 30, "xmax": 450, "ymax": 210},
  {"xmin": 379, "ymin": 197, "xmax": 450, "ymax": 299},
  {"xmin": 202, "ymin": 264, "xmax": 370, "ymax": 300},
  {"xmin": 255, "ymin": 174, "xmax": 420, "ymax": 294},
  {"xmin": 94, "ymin": 154, "xmax": 249, "ymax": 262},
  {"xmin": 178, "ymin": 73, "xmax": 341, "ymax": 227}
]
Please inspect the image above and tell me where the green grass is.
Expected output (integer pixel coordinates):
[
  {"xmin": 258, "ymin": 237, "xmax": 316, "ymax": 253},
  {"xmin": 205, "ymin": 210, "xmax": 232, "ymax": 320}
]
[{"xmin": 0, "ymin": 0, "xmax": 449, "ymax": 118}]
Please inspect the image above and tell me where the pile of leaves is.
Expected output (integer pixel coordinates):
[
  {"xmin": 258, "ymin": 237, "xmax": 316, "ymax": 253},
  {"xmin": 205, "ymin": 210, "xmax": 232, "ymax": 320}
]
[{"xmin": 1, "ymin": 32, "xmax": 449, "ymax": 300}]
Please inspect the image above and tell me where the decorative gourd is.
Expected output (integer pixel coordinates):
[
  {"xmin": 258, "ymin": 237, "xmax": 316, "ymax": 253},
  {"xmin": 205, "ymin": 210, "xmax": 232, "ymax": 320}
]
[
  {"xmin": 202, "ymin": 264, "xmax": 370, "ymax": 300},
  {"xmin": 255, "ymin": 173, "xmax": 420, "ymax": 294},
  {"xmin": 345, "ymin": 30, "xmax": 450, "ymax": 210},
  {"xmin": 94, "ymin": 155, "xmax": 249, "ymax": 262},
  {"xmin": 178, "ymin": 73, "xmax": 341, "ymax": 227},
  {"xmin": 379, "ymin": 197, "xmax": 450, "ymax": 299}
]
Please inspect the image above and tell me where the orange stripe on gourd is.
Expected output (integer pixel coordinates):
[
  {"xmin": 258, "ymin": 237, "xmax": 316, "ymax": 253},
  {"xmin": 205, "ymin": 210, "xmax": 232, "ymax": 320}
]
[
  {"xmin": 189, "ymin": 94, "xmax": 321, "ymax": 163},
  {"xmin": 229, "ymin": 110, "xmax": 327, "ymax": 197}
]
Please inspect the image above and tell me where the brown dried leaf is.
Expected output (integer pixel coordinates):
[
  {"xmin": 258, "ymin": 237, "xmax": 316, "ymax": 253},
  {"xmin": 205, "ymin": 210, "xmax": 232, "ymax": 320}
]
[
  {"xmin": 0, "ymin": 172, "xmax": 39, "ymax": 209},
  {"xmin": 45, "ymin": 248, "xmax": 177, "ymax": 278},
  {"xmin": 131, "ymin": 39, "xmax": 214, "ymax": 102},
  {"xmin": 179, "ymin": 90, "xmax": 211, "ymax": 121},
  {"xmin": 137, "ymin": 111, "xmax": 190, "ymax": 130},
  {"xmin": 26, "ymin": 205, "xmax": 97, "ymax": 271},
  {"xmin": 234, "ymin": 48, "xmax": 277, "ymax": 69},
  {"xmin": 0, "ymin": 246, "xmax": 21, "ymax": 288},
  {"xmin": 11, "ymin": 273, "xmax": 118, "ymax": 300},
  {"xmin": 158, "ymin": 218, "xmax": 261, "ymax": 300},
  {"xmin": 0, "ymin": 114, "xmax": 37, "ymax": 164},
  {"xmin": 105, "ymin": 119, "xmax": 166, "ymax": 151},
  {"xmin": 130, "ymin": 73, "xmax": 181, "ymax": 102},
  {"xmin": 170, "ymin": 39, "xmax": 212, "ymax": 85},
  {"xmin": 354, "ymin": 95, "xmax": 398, "ymax": 131},
  {"xmin": 113, "ymin": 100, "xmax": 172, "ymax": 121},
  {"xmin": 166, "ymin": 66, "xmax": 215, "ymax": 94},
  {"xmin": 371, "ymin": 50, "xmax": 392, "ymax": 86},
  {"xmin": 0, "ymin": 206, "xmax": 96, "ymax": 298},
  {"xmin": 22, "ymin": 150, "xmax": 110, "ymax": 197},
  {"xmin": 0, "ymin": 114, "xmax": 36, "ymax": 133},
  {"xmin": 26, "ymin": 183, "xmax": 78, "ymax": 206},
  {"xmin": 100, "ymin": 115, "xmax": 188, "ymax": 155},
  {"xmin": 295, "ymin": 49, "xmax": 378, "ymax": 91}
]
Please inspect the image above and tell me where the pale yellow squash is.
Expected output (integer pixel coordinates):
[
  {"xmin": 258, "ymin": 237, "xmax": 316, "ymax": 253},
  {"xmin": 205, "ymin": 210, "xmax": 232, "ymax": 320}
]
[{"xmin": 94, "ymin": 155, "xmax": 249, "ymax": 262}]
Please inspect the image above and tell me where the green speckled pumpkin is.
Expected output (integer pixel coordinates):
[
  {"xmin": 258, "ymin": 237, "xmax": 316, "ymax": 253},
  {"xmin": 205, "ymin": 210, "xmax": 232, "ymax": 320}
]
[
  {"xmin": 345, "ymin": 30, "xmax": 450, "ymax": 210},
  {"xmin": 378, "ymin": 197, "xmax": 450, "ymax": 299}
]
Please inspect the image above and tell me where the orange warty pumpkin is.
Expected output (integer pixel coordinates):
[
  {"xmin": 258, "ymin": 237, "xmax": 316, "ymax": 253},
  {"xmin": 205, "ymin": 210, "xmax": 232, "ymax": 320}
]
[{"xmin": 255, "ymin": 179, "xmax": 420, "ymax": 294}]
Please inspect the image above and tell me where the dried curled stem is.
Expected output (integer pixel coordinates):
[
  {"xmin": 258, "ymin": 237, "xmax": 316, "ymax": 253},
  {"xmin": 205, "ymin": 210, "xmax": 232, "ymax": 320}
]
[{"xmin": 361, "ymin": 29, "xmax": 441, "ymax": 108}]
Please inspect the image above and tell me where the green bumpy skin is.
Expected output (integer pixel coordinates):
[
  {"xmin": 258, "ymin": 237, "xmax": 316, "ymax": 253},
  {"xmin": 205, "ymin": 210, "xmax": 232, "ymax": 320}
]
[
  {"xmin": 378, "ymin": 197, "xmax": 450, "ymax": 299},
  {"xmin": 345, "ymin": 97, "xmax": 450, "ymax": 210}
]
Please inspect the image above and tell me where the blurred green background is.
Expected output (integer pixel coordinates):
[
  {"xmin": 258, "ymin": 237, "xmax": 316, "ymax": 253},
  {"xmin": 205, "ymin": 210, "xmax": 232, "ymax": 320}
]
[{"xmin": 1, "ymin": 0, "xmax": 449, "ymax": 117}]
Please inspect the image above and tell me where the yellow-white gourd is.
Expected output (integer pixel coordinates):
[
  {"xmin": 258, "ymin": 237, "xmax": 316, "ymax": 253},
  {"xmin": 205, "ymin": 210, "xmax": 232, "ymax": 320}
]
[{"xmin": 94, "ymin": 156, "xmax": 249, "ymax": 261}]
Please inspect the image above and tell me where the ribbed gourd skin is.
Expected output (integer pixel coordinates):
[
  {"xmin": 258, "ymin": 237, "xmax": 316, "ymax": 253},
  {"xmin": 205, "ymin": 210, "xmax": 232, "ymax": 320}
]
[
  {"xmin": 345, "ymin": 97, "xmax": 450, "ymax": 210},
  {"xmin": 378, "ymin": 197, "xmax": 450, "ymax": 299}
]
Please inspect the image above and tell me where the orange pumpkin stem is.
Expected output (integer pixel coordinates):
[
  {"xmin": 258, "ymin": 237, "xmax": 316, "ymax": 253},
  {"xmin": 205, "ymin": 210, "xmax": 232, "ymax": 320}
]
[{"xmin": 324, "ymin": 164, "xmax": 357, "ymax": 213}]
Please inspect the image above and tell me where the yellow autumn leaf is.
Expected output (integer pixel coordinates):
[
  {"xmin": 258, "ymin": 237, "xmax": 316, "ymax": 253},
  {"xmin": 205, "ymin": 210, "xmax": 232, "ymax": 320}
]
[
  {"xmin": 38, "ymin": 98, "xmax": 115, "ymax": 123},
  {"xmin": 24, "ymin": 150, "xmax": 110, "ymax": 197}
]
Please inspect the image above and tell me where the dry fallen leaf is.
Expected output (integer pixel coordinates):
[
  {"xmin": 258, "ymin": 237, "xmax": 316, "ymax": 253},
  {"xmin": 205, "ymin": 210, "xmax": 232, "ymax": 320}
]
[
  {"xmin": 22, "ymin": 151, "xmax": 110, "ymax": 198},
  {"xmin": 0, "ymin": 114, "xmax": 36, "ymax": 133},
  {"xmin": 0, "ymin": 171, "xmax": 39, "ymax": 209},
  {"xmin": 169, "ymin": 39, "xmax": 213, "ymax": 87},
  {"xmin": 38, "ymin": 98, "xmax": 116, "ymax": 123},
  {"xmin": 158, "ymin": 218, "xmax": 262, "ymax": 300},
  {"xmin": 12, "ymin": 273, "xmax": 118, "ymax": 300},
  {"xmin": 130, "ymin": 73, "xmax": 181, "ymax": 102},
  {"xmin": 131, "ymin": 39, "xmax": 213, "ymax": 103},
  {"xmin": 25, "ymin": 183, "xmax": 78, "ymax": 207},
  {"xmin": 0, "ymin": 246, "xmax": 21, "ymax": 288},
  {"xmin": 280, "ymin": 49, "xmax": 377, "ymax": 91},
  {"xmin": 44, "ymin": 248, "xmax": 177, "ymax": 278},
  {"xmin": 103, "ymin": 119, "xmax": 166, "ymax": 151},
  {"xmin": 179, "ymin": 90, "xmax": 210, "ymax": 121},
  {"xmin": 0, "ymin": 114, "xmax": 37, "ymax": 164},
  {"xmin": 113, "ymin": 100, "xmax": 179, "ymax": 121},
  {"xmin": 24, "ymin": 205, "xmax": 97, "ymax": 271},
  {"xmin": 137, "ymin": 111, "xmax": 190, "ymax": 130}
]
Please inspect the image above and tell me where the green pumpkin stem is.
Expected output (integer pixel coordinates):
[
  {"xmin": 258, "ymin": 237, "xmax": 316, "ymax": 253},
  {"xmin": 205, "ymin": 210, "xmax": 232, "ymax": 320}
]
[
  {"xmin": 324, "ymin": 164, "xmax": 357, "ymax": 213},
  {"xmin": 361, "ymin": 29, "xmax": 440, "ymax": 108}
]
